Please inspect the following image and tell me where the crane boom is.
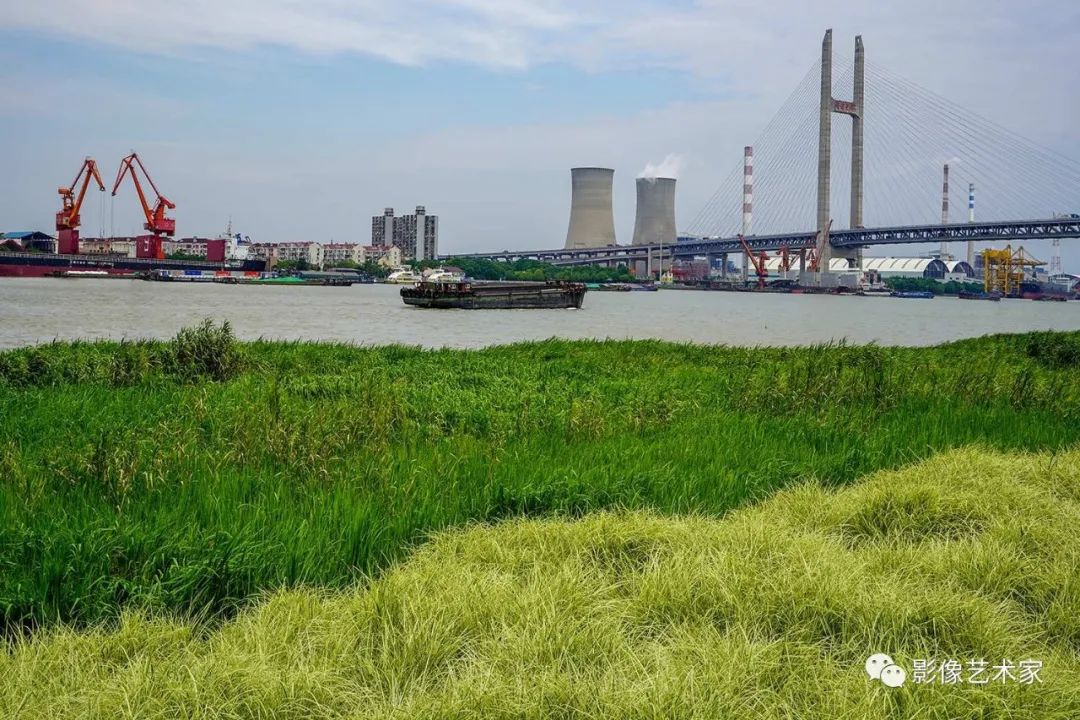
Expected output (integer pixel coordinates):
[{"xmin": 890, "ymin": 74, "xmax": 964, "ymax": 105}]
[
  {"xmin": 738, "ymin": 234, "xmax": 769, "ymax": 289},
  {"xmin": 56, "ymin": 158, "xmax": 105, "ymax": 232},
  {"xmin": 111, "ymin": 152, "xmax": 176, "ymax": 237}
]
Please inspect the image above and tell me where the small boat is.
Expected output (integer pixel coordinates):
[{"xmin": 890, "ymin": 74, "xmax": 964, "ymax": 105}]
[
  {"xmin": 891, "ymin": 290, "xmax": 936, "ymax": 299},
  {"xmin": 386, "ymin": 268, "xmax": 423, "ymax": 284},
  {"xmin": 402, "ymin": 280, "xmax": 586, "ymax": 309},
  {"xmin": 423, "ymin": 267, "xmax": 467, "ymax": 283}
]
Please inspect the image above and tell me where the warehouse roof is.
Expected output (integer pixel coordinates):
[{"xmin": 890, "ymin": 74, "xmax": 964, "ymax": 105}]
[
  {"xmin": 863, "ymin": 258, "xmax": 941, "ymax": 273},
  {"xmin": 1, "ymin": 231, "xmax": 53, "ymax": 240}
]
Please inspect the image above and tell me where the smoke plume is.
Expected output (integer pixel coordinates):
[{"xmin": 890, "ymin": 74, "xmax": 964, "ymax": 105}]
[{"xmin": 638, "ymin": 153, "xmax": 685, "ymax": 180}]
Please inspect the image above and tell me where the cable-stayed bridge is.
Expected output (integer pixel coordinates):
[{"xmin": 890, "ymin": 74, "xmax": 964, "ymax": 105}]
[{"xmin": 444, "ymin": 30, "xmax": 1080, "ymax": 273}]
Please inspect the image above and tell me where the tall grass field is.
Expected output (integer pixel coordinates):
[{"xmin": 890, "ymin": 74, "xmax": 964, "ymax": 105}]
[
  {"xmin": 1, "ymin": 323, "xmax": 1079, "ymax": 640},
  {"xmin": 4, "ymin": 447, "xmax": 1079, "ymax": 718}
]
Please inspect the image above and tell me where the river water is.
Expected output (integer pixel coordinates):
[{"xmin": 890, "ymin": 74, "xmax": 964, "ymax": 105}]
[{"xmin": 1, "ymin": 278, "xmax": 1078, "ymax": 349}]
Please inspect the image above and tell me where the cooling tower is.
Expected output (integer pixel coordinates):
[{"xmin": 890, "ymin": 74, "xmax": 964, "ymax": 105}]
[
  {"xmin": 565, "ymin": 167, "xmax": 617, "ymax": 249},
  {"xmin": 631, "ymin": 177, "xmax": 677, "ymax": 246}
]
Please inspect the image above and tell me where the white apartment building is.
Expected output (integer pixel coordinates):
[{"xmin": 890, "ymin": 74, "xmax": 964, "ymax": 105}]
[
  {"xmin": 248, "ymin": 243, "xmax": 280, "ymax": 263},
  {"xmin": 362, "ymin": 244, "xmax": 402, "ymax": 268},
  {"xmin": 162, "ymin": 239, "xmax": 210, "ymax": 258},
  {"xmin": 323, "ymin": 243, "xmax": 362, "ymax": 266},
  {"xmin": 244, "ymin": 241, "xmax": 402, "ymax": 269},
  {"xmin": 276, "ymin": 241, "xmax": 324, "ymax": 267}
]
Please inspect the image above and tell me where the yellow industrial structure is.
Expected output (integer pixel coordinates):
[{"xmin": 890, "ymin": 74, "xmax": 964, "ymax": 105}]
[{"xmin": 982, "ymin": 245, "xmax": 1045, "ymax": 296}]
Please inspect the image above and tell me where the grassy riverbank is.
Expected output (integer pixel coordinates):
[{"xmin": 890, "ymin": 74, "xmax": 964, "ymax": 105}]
[
  {"xmin": 4, "ymin": 447, "xmax": 1079, "ymax": 719},
  {"xmin": 2, "ymin": 324, "xmax": 1079, "ymax": 632}
]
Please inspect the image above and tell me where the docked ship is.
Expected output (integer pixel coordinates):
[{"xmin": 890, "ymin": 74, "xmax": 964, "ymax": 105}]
[
  {"xmin": 401, "ymin": 280, "xmax": 586, "ymax": 309},
  {"xmin": 0, "ymin": 249, "xmax": 266, "ymax": 278}
]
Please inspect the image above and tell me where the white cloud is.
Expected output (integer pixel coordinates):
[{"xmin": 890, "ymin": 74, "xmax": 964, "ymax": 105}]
[{"xmin": 0, "ymin": 0, "xmax": 600, "ymax": 68}]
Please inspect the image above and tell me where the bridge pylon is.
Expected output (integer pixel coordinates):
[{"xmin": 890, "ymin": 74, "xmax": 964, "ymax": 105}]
[{"xmin": 817, "ymin": 29, "xmax": 864, "ymax": 280}]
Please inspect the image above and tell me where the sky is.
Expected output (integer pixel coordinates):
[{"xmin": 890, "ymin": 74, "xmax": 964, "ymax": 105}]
[{"xmin": 1, "ymin": 0, "xmax": 1079, "ymax": 268}]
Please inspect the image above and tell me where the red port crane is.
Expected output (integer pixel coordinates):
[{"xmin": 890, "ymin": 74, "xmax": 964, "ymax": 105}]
[
  {"xmin": 111, "ymin": 152, "xmax": 176, "ymax": 237},
  {"xmin": 56, "ymin": 157, "xmax": 106, "ymax": 254},
  {"xmin": 738, "ymin": 234, "xmax": 770, "ymax": 289}
]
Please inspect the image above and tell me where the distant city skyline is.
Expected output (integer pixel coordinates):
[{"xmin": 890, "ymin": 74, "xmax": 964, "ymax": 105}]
[{"xmin": 1, "ymin": 1, "xmax": 1078, "ymax": 268}]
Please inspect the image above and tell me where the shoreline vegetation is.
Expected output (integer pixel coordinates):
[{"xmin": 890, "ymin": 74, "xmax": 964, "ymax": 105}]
[
  {"xmin": 1, "ymin": 322, "xmax": 1078, "ymax": 637},
  {"xmin": 4, "ymin": 447, "xmax": 1080, "ymax": 717}
]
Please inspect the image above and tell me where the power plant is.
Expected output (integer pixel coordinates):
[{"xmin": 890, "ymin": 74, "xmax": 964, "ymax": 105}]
[
  {"xmin": 565, "ymin": 167, "xmax": 617, "ymax": 249},
  {"xmin": 631, "ymin": 177, "xmax": 677, "ymax": 247}
]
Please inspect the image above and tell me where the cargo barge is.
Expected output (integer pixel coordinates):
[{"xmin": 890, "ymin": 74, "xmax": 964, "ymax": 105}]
[
  {"xmin": 0, "ymin": 250, "xmax": 266, "ymax": 278},
  {"xmin": 401, "ymin": 280, "xmax": 586, "ymax": 309}
]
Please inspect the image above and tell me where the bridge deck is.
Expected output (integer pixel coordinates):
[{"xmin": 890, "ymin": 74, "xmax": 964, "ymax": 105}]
[{"xmin": 439, "ymin": 218, "xmax": 1080, "ymax": 264}]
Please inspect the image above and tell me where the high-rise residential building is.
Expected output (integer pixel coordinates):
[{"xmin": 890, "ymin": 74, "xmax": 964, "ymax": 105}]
[
  {"xmin": 371, "ymin": 206, "xmax": 438, "ymax": 261},
  {"xmin": 372, "ymin": 208, "xmax": 395, "ymax": 249}
]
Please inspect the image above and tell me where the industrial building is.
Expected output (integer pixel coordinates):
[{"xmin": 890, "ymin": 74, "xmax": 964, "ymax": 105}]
[
  {"xmin": 371, "ymin": 207, "xmax": 438, "ymax": 261},
  {"xmin": 0, "ymin": 231, "xmax": 55, "ymax": 253},
  {"xmin": 761, "ymin": 257, "xmax": 976, "ymax": 281},
  {"xmin": 565, "ymin": 168, "xmax": 617, "ymax": 249}
]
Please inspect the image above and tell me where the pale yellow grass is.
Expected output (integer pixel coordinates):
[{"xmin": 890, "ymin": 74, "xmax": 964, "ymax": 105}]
[{"xmin": 3, "ymin": 446, "xmax": 1080, "ymax": 718}]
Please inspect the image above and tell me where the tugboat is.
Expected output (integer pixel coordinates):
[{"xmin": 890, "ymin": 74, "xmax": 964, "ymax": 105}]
[
  {"xmin": 401, "ymin": 279, "xmax": 586, "ymax": 309},
  {"xmin": 855, "ymin": 269, "xmax": 891, "ymax": 297}
]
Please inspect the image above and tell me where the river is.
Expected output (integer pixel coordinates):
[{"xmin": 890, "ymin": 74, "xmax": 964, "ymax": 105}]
[{"xmin": 1, "ymin": 278, "xmax": 1077, "ymax": 349}]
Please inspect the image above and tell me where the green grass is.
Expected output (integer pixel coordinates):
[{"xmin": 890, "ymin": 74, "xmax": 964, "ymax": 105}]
[
  {"xmin": 2, "ymin": 325, "xmax": 1079, "ymax": 633},
  {"xmin": 4, "ymin": 447, "xmax": 1079, "ymax": 719}
]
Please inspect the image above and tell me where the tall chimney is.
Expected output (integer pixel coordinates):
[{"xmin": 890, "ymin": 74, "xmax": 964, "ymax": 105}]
[
  {"xmin": 940, "ymin": 163, "xmax": 950, "ymax": 259},
  {"xmin": 632, "ymin": 177, "xmax": 677, "ymax": 247},
  {"xmin": 967, "ymin": 182, "xmax": 975, "ymax": 265},
  {"xmin": 565, "ymin": 167, "xmax": 617, "ymax": 249},
  {"xmin": 742, "ymin": 146, "xmax": 753, "ymax": 281}
]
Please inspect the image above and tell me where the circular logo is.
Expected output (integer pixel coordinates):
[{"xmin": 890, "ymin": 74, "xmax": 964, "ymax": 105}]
[
  {"xmin": 865, "ymin": 653, "xmax": 894, "ymax": 680},
  {"xmin": 881, "ymin": 664, "xmax": 907, "ymax": 688}
]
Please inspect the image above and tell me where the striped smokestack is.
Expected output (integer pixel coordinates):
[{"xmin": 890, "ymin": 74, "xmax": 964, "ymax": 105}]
[
  {"xmin": 940, "ymin": 163, "xmax": 950, "ymax": 258},
  {"xmin": 967, "ymin": 182, "xmax": 976, "ymax": 264},
  {"xmin": 742, "ymin": 146, "xmax": 753, "ymax": 235},
  {"xmin": 742, "ymin": 146, "xmax": 753, "ymax": 280}
]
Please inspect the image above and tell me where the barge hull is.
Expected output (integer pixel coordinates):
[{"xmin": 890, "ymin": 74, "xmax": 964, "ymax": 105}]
[{"xmin": 402, "ymin": 281, "xmax": 585, "ymax": 309}]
